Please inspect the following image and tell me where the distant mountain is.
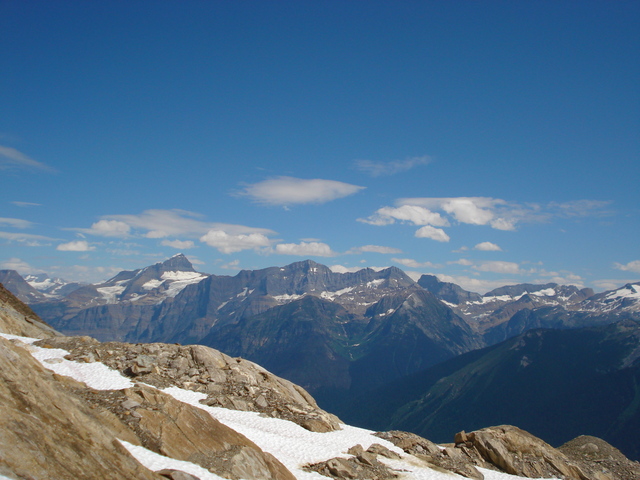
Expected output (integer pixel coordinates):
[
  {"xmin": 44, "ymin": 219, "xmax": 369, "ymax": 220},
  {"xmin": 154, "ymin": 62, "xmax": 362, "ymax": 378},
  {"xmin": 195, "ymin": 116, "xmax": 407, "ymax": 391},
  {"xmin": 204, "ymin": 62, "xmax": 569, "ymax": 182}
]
[
  {"xmin": 23, "ymin": 273, "xmax": 84, "ymax": 298},
  {"xmin": 345, "ymin": 318, "xmax": 640, "ymax": 461},
  {"xmin": 7, "ymin": 255, "xmax": 640, "ymax": 425},
  {"xmin": 417, "ymin": 274, "xmax": 482, "ymax": 304},
  {"xmin": 0, "ymin": 269, "xmax": 47, "ymax": 304}
]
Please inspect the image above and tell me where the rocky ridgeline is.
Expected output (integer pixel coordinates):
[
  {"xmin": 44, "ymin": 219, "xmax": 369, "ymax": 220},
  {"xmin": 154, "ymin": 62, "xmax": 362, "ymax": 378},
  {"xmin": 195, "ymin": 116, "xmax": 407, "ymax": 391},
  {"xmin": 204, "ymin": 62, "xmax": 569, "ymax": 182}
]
[
  {"xmin": 39, "ymin": 335, "xmax": 341, "ymax": 434},
  {"xmin": 375, "ymin": 427, "xmax": 640, "ymax": 480}
]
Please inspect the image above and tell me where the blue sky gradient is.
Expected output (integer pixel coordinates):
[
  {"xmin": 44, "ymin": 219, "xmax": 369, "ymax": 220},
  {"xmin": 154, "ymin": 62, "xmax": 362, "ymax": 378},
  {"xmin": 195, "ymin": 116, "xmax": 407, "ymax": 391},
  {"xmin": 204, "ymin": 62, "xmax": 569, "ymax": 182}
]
[{"xmin": 1, "ymin": 1, "xmax": 638, "ymax": 293}]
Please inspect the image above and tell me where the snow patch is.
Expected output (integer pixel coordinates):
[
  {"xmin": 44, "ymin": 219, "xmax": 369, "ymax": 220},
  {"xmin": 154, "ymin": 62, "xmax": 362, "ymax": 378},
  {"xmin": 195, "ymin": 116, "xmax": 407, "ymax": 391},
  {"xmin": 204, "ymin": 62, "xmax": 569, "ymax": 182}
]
[
  {"xmin": 273, "ymin": 293, "xmax": 305, "ymax": 303},
  {"xmin": 531, "ymin": 288, "xmax": 556, "ymax": 297},
  {"xmin": 606, "ymin": 284, "xmax": 640, "ymax": 301},
  {"xmin": 320, "ymin": 286, "xmax": 355, "ymax": 301},
  {"xmin": 120, "ymin": 440, "xmax": 226, "ymax": 480},
  {"xmin": 97, "ymin": 284, "xmax": 126, "ymax": 303}
]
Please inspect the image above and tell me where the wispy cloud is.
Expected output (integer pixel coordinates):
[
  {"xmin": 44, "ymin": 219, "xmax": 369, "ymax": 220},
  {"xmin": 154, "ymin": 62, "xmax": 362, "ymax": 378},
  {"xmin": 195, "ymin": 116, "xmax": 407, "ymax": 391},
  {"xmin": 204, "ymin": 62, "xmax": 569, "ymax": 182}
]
[
  {"xmin": 200, "ymin": 230, "xmax": 272, "ymax": 254},
  {"xmin": 549, "ymin": 200, "xmax": 613, "ymax": 218},
  {"xmin": 161, "ymin": 239, "xmax": 196, "ymax": 250},
  {"xmin": 360, "ymin": 196, "xmax": 614, "ymax": 244},
  {"xmin": 274, "ymin": 241, "xmax": 337, "ymax": 257},
  {"xmin": 473, "ymin": 261, "xmax": 522, "ymax": 274},
  {"xmin": 392, "ymin": 258, "xmax": 439, "ymax": 269},
  {"xmin": 0, "ymin": 257, "xmax": 36, "ymax": 274},
  {"xmin": 0, "ymin": 145, "xmax": 56, "ymax": 172},
  {"xmin": 0, "ymin": 231, "xmax": 58, "ymax": 246},
  {"xmin": 347, "ymin": 245, "xmax": 403, "ymax": 254},
  {"xmin": 354, "ymin": 155, "xmax": 431, "ymax": 177},
  {"xmin": 238, "ymin": 176, "xmax": 365, "ymax": 206},
  {"xmin": 614, "ymin": 260, "xmax": 640, "ymax": 273},
  {"xmin": 0, "ymin": 217, "xmax": 34, "ymax": 229},
  {"xmin": 71, "ymin": 209, "xmax": 274, "ymax": 239},
  {"xmin": 11, "ymin": 201, "xmax": 42, "ymax": 208},
  {"xmin": 358, "ymin": 205, "xmax": 449, "ymax": 227}
]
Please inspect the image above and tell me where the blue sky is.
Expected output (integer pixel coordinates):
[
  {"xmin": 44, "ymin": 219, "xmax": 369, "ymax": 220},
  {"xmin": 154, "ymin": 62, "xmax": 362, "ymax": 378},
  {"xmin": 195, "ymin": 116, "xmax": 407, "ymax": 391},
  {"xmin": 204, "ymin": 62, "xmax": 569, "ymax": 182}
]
[{"xmin": 1, "ymin": 1, "xmax": 638, "ymax": 293}]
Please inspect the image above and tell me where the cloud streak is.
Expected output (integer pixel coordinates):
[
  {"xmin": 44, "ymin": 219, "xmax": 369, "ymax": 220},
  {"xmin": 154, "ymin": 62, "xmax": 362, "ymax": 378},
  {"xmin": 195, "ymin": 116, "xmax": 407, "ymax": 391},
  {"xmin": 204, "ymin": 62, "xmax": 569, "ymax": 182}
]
[
  {"xmin": 615, "ymin": 260, "xmax": 640, "ymax": 273},
  {"xmin": 239, "ymin": 177, "xmax": 365, "ymax": 206},
  {"xmin": 72, "ymin": 209, "xmax": 274, "ymax": 239},
  {"xmin": 275, "ymin": 241, "xmax": 337, "ymax": 257},
  {"xmin": 200, "ymin": 230, "xmax": 272, "ymax": 254},
  {"xmin": 0, "ymin": 146, "xmax": 56, "ymax": 172},
  {"xmin": 354, "ymin": 155, "xmax": 431, "ymax": 177}
]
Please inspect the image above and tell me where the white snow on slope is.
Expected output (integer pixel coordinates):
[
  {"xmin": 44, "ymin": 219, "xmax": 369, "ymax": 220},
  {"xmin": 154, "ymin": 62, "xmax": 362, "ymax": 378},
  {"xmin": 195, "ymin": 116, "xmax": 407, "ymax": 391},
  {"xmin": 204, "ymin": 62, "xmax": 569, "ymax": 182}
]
[
  {"xmin": 320, "ymin": 286, "xmax": 355, "ymax": 301},
  {"xmin": 97, "ymin": 284, "xmax": 126, "ymax": 303},
  {"xmin": 119, "ymin": 440, "xmax": 226, "ymax": 480},
  {"xmin": 273, "ymin": 293, "xmax": 306, "ymax": 303},
  {"xmin": 1, "ymin": 331, "xmax": 559, "ymax": 480},
  {"xmin": 606, "ymin": 283, "xmax": 640, "ymax": 301},
  {"xmin": 141, "ymin": 270, "xmax": 207, "ymax": 298}
]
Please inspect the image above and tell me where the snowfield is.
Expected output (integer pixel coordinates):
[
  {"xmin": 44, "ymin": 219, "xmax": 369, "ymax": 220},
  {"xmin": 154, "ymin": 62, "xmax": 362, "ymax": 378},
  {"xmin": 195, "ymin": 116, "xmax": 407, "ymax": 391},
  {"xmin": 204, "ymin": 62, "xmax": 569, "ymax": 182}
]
[{"xmin": 0, "ymin": 332, "xmax": 558, "ymax": 480}]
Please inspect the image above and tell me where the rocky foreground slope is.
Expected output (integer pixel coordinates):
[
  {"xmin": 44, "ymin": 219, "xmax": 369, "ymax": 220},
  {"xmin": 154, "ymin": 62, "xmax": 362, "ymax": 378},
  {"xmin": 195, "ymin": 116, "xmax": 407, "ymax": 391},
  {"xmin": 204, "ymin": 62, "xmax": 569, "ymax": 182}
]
[{"xmin": 1, "ymin": 282, "xmax": 640, "ymax": 480}]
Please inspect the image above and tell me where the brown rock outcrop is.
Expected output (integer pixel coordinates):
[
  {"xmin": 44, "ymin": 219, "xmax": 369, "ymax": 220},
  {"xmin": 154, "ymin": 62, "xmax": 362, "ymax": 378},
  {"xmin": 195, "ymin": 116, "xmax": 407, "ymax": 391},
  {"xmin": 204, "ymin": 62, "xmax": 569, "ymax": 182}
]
[
  {"xmin": 41, "ymin": 335, "xmax": 341, "ymax": 433},
  {"xmin": 465, "ymin": 425, "xmax": 591, "ymax": 479},
  {"xmin": 119, "ymin": 384, "xmax": 295, "ymax": 480},
  {"xmin": 559, "ymin": 435, "xmax": 640, "ymax": 480},
  {"xmin": 0, "ymin": 282, "xmax": 59, "ymax": 338},
  {"xmin": 0, "ymin": 336, "xmax": 162, "ymax": 480}
]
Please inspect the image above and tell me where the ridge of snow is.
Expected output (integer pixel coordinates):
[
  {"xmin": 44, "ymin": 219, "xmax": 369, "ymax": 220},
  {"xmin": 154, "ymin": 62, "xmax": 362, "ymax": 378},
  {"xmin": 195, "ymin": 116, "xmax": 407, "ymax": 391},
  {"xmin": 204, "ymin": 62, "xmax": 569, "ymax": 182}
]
[
  {"xmin": 606, "ymin": 284, "xmax": 640, "ymax": 301},
  {"xmin": 97, "ymin": 284, "xmax": 126, "ymax": 304},
  {"xmin": 320, "ymin": 286, "xmax": 355, "ymax": 301},
  {"xmin": 366, "ymin": 279, "xmax": 385, "ymax": 288},
  {"xmin": 273, "ymin": 293, "xmax": 306, "ymax": 303},
  {"xmin": 120, "ymin": 441, "xmax": 226, "ymax": 480}
]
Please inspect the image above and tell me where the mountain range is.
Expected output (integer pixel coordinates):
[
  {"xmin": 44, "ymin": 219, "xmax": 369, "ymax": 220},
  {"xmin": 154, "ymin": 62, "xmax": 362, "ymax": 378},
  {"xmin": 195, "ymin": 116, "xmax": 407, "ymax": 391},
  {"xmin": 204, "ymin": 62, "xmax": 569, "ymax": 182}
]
[
  {"xmin": 3, "ymin": 254, "xmax": 640, "ymax": 460},
  {"xmin": 5, "ymin": 271, "xmax": 640, "ymax": 479}
]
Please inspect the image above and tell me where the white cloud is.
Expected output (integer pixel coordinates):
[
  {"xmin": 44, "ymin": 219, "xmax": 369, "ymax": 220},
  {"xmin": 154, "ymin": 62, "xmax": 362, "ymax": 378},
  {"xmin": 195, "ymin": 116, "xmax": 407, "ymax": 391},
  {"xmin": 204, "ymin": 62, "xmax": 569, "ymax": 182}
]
[
  {"xmin": 72, "ymin": 209, "xmax": 274, "ymax": 240},
  {"xmin": 11, "ymin": 201, "xmax": 41, "ymax": 207},
  {"xmin": 161, "ymin": 239, "xmax": 196, "ymax": 250},
  {"xmin": 614, "ymin": 260, "xmax": 640, "ymax": 273},
  {"xmin": 474, "ymin": 241, "xmax": 502, "ymax": 251},
  {"xmin": 358, "ymin": 205, "xmax": 449, "ymax": 227},
  {"xmin": 347, "ymin": 245, "xmax": 403, "ymax": 254},
  {"xmin": 0, "ymin": 217, "xmax": 34, "ymax": 229},
  {"xmin": 0, "ymin": 257, "xmax": 35, "ymax": 274},
  {"xmin": 415, "ymin": 225, "xmax": 450, "ymax": 242},
  {"xmin": 354, "ymin": 155, "xmax": 431, "ymax": 177},
  {"xmin": 239, "ymin": 176, "xmax": 365, "ymax": 206},
  {"xmin": 474, "ymin": 261, "xmax": 521, "ymax": 274},
  {"xmin": 392, "ymin": 196, "xmax": 541, "ymax": 231},
  {"xmin": 200, "ymin": 230, "xmax": 271, "ymax": 254},
  {"xmin": 57, "ymin": 240, "xmax": 95, "ymax": 252},
  {"xmin": 489, "ymin": 218, "xmax": 517, "ymax": 231},
  {"xmin": 391, "ymin": 258, "xmax": 439, "ymax": 269},
  {"xmin": 80, "ymin": 219, "xmax": 132, "ymax": 237},
  {"xmin": 275, "ymin": 241, "xmax": 337, "ymax": 257},
  {"xmin": 0, "ymin": 145, "xmax": 55, "ymax": 172},
  {"xmin": 441, "ymin": 198, "xmax": 495, "ymax": 225}
]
